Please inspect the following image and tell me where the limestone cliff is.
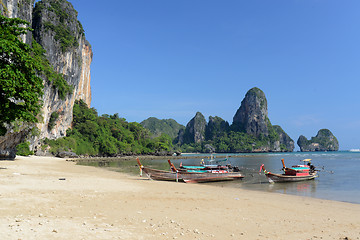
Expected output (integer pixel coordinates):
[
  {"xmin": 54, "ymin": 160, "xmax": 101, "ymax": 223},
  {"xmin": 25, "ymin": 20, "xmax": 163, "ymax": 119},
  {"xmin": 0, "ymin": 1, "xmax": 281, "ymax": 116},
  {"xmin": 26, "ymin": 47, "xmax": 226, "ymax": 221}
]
[
  {"xmin": 233, "ymin": 87, "xmax": 269, "ymax": 137},
  {"xmin": 31, "ymin": 0, "xmax": 92, "ymax": 150},
  {"xmin": 273, "ymin": 125, "xmax": 295, "ymax": 152},
  {"xmin": 176, "ymin": 88, "xmax": 294, "ymax": 153},
  {"xmin": 0, "ymin": 0, "xmax": 92, "ymax": 157},
  {"xmin": 297, "ymin": 129, "xmax": 339, "ymax": 152},
  {"xmin": 0, "ymin": 0, "xmax": 34, "ymax": 43},
  {"xmin": 205, "ymin": 116, "xmax": 229, "ymax": 140},
  {"xmin": 0, "ymin": 0, "xmax": 36, "ymax": 158},
  {"xmin": 231, "ymin": 87, "xmax": 294, "ymax": 152},
  {"xmin": 180, "ymin": 112, "xmax": 207, "ymax": 144}
]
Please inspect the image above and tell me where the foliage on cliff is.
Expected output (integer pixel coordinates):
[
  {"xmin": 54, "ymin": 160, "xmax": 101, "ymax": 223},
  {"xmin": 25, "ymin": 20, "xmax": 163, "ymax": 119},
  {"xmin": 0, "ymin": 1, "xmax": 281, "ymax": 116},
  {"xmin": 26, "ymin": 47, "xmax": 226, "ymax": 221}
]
[
  {"xmin": 173, "ymin": 88, "xmax": 294, "ymax": 153},
  {"xmin": 31, "ymin": 39, "xmax": 73, "ymax": 99},
  {"xmin": 297, "ymin": 129, "xmax": 339, "ymax": 152},
  {"xmin": 140, "ymin": 117, "xmax": 185, "ymax": 139},
  {"xmin": 0, "ymin": 15, "xmax": 43, "ymax": 135},
  {"xmin": 33, "ymin": 0, "xmax": 84, "ymax": 53},
  {"xmin": 181, "ymin": 112, "xmax": 207, "ymax": 144},
  {"xmin": 44, "ymin": 100, "xmax": 173, "ymax": 156}
]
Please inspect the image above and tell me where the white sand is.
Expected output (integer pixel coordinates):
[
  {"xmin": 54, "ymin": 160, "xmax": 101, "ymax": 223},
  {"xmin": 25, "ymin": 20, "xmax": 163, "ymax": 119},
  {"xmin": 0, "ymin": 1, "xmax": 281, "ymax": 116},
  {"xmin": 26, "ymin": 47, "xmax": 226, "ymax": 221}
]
[{"xmin": 0, "ymin": 156, "xmax": 359, "ymax": 240}]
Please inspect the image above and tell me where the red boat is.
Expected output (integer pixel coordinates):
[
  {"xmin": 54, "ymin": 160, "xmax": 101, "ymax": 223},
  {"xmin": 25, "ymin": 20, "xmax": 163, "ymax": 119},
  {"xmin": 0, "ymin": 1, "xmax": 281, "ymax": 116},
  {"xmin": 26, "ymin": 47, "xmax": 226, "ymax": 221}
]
[
  {"xmin": 168, "ymin": 160, "xmax": 243, "ymax": 183},
  {"xmin": 259, "ymin": 159, "xmax": 318, "ymax": 183}
]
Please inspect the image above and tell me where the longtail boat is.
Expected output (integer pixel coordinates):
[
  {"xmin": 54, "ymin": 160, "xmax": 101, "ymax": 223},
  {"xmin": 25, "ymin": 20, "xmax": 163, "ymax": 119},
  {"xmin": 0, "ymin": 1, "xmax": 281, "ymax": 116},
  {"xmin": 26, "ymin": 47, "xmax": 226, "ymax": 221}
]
[
  {"xmin": 168, "ymin": 160, "xmax": 244, "ymax": 183},
  {"xmin": 136, "ymin": 158, "xmax": 244, "ymax": 183},
  {"xmin": 177, "ymin": 155, "xmax": 240, "ymax": 173},
  {"xmin": 259, "ymin": 159, "xmax": 318, "ymax": 183},
  {"xmin": 137, "ymin": 158, "xmax": 182, "ymax": 182}
]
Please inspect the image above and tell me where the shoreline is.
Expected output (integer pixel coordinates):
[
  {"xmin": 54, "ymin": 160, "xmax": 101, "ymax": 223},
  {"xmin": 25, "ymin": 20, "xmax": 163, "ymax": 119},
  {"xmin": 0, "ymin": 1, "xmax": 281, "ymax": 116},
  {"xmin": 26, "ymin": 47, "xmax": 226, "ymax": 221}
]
[
  {"xmin": 67, "ymin": 153, "xmax": 253, "ymax": 163},
  {"xmin": 0, "ymin": 156, "xmax": 359, "ymax": 239}
]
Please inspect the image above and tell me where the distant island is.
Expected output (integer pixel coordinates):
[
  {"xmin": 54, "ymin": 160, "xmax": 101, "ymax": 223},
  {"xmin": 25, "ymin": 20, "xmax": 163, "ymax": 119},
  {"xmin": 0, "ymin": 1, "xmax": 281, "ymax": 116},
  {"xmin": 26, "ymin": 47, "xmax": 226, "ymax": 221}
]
[
  {"xmin": 144, "ymin": 87, "xmax": 295, "ymax": 153},
  {"xmin": 297, "ymin": 129, "xmax": 339, "ymax": 152}
]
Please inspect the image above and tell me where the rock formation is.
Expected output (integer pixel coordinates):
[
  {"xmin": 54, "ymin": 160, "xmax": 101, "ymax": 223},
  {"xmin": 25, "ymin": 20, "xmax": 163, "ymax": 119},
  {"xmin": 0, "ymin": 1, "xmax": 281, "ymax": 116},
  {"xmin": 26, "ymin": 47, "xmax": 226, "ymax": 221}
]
[
  {"xmin": 232, "ymin": 87, "xmax": 294, "ymax": 152},
  {"xmin": 181, "ymin": 112, "xmax": 207, "ymax": 144},
  {"xmin": 273, "ymin": 125, "xmax": 295, "ymax": 152},
  {"xmin": 233, "ymin": 87, "xmax": 269, "ymax": 137},
  {"xmin": 176, "ymin": 87, "xmax": 294, "ymax": 153},
  {"xmin": 140, "ymin": 117, "xmax": 185, "ymax": 139},
  {"xmin": 205, "ymin": 116, "xmax": 229, "ymax": 140},
  {"xmin": 297, "ymin": 129, "xmax": 339, "ymax": 152},
  {"xmin": 31, "ymin": 0, "xmax": 92, "ymax": 145},
  {"xmin": 0, "ymin": 0, "xmax": 34, "ymax": 43},
  {"xmin": 0, "ymin": 0, "xmax": 92, "ymax": 158}
]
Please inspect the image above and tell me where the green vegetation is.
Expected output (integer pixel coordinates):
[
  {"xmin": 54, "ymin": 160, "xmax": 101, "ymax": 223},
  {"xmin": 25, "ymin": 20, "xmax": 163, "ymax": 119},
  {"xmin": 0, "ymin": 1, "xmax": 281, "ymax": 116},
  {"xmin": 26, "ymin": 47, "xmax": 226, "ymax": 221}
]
[
  {"xmin": 0, "ymin": 15, "xmax": 43, "ymax": 135},
  {"xmin": 1, "ymin": 1, "xmax": 8, "ymax": 16},
  {"xmin": 45, "ymin": 100, "xmax": 173, "ymax": 156},
  {"xmin": 141, "ymin": 117, "xmax": 185, "ymax": 139},
  {"xmin": 31, "ymin": 39, "xmax": 73, "ymax": 99},
  {"xmin": 34, "ymin": 0, "xmax": 84, "ymax": 53},
  {"xmin": 16, "ymin": 141, "xmax": 34, "ymax": 156},
  {"xmin": 311, "ymin": 129, "xmax": 338, "ymax": 149},
  {"xmin": 43, "ymin": 21, "xmax": 78, "ymax": 52},
  {"xmin": 48, "ymin": 111, "xmax": 59, "ymax": 130},
  {"xmin": 179, "ymin": 130, "xmax": 275, "ymax": 153}
]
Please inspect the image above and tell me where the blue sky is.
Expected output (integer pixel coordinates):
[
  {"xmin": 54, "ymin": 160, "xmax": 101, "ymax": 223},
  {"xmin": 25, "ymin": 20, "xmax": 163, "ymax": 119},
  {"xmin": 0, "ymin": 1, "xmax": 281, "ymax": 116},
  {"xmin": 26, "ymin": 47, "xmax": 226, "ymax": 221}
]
[{"xmin": 68, "ymin": 0, "xmax": 360, "ymax": 150}]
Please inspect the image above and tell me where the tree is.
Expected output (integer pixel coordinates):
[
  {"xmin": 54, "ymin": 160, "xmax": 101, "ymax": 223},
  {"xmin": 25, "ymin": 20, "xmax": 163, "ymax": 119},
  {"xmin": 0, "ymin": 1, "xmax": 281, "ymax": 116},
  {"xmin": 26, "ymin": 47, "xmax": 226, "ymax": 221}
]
[{"xmin": 0, "ymin": 15, "xmax": 43, "ymax": 135}]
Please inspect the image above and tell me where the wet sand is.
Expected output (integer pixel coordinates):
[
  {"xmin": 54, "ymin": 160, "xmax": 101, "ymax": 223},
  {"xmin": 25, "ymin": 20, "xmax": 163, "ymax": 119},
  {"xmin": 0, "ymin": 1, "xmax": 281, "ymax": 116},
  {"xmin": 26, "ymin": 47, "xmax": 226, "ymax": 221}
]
[{"xmin": 0, "ymin": 156, "xmax": 359, "ymax": 240}]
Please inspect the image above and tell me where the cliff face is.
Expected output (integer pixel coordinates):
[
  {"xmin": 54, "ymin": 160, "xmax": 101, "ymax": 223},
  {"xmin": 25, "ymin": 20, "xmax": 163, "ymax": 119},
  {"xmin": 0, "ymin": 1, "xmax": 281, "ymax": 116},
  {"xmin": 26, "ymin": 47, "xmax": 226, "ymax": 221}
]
[
  {"xmin": 181, "ymin": 112, "xmax": 207, "ymax": 144},
  {"xmin": 297, "ymin": 129, "xmax": 339, "ymax": 152},
  {"xmin": 176, "ymin": 87, "xmax": 294, "ymax": 153},
  {"xmin": 232, "ymin": 87, "xmax": 294, "ymax": 152},
  {"xmin": 0, "ymin": 0, "xmax": 36, "ymax": 158},
  {"xmin": 233, "ymin": 87, "xmax": 269, "ymax": 137},
  {"xmin": 31, "ymin": 0, "xmax": 92, "ymax": 150},
  {"xmin": 0, "ymin": 0, "xmax": 92, "ymax": 157},
  {"xmin": 273, "ymin": 125, "xmax": 295, "ymax": 152},
  {"xmin": 205, "ymin": 116, "xmax": 229, "ymax": 140},
  {"xmin": 0, "ymin": 0, "xmax": 34, "ymax": 44}
]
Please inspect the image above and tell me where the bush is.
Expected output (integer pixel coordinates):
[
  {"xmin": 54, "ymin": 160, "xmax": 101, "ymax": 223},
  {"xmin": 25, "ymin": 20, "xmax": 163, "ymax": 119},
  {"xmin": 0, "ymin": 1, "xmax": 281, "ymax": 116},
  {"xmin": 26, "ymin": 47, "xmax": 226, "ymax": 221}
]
[
  {"xmin": 16, "ymin": 142, "xmax": 34, "ymax": 156},
  {"xmin": 44, "ymin": 100, "xmax": 173, "ymax": 156}
]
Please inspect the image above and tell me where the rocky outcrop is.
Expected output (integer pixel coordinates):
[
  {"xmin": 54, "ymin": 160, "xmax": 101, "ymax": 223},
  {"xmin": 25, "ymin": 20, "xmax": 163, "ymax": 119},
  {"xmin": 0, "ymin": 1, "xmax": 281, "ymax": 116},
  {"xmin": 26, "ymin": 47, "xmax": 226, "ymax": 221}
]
[
  {"xmin": 140, "ymin": 117, "xmax": 185, "ymax": 139},
  {"xmin": 31, "ymin": 0, "xmax": 92, "ymax": 147},
  {"xmin": 0, "ymin": 0, "xmax": 34, "ymax": 44},
  {"xmin": 0, "ymin": 123, "xmax": 31, "ymax": 159},
  {"xmin": 205, "ymin": 116, "xmax": 229, "ymax": 140},
  {"xmin": 297, "ymin": 129, "xmax": 339, "ymax": 152},
  {"xmin": 175, "ymin": 88, "xmax": 294, "ymax": 153},
  {"xmin": 181, "ymin": 112, "xmax": 207, "ymax": 144},
  {"xmin": 231, "ymin": 87, "xmax": 294, "ymax": 152},
  {"xmin": 273, "ymin": 125, "xmax": 295, "ymax": 152},
  {"xmin": 0, "ymin": 0, "xmax": 92, "ymax": 158},
  {"xmin": 233, "ymin": 87, "xmax": 269, "ymax": 137},
  {"xmin": 0, "ymin": 0, "xmax": 36, "ymax": 158}
]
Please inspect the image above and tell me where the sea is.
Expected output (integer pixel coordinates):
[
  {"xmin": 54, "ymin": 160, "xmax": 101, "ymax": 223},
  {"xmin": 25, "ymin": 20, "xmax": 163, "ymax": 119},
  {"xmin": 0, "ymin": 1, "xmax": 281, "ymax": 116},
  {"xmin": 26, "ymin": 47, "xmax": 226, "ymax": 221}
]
[{"xmin": 78, "ymin": 151, "xmax": 360, "ymax": 204}]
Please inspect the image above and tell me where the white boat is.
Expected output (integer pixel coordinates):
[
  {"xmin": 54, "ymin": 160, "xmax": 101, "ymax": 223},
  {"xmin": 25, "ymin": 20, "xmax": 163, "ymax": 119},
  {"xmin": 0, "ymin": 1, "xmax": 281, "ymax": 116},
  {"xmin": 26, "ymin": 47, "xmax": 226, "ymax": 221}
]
[{"xmin": 349, "ymin": 149, "xmax": 360, "ymax": 152}]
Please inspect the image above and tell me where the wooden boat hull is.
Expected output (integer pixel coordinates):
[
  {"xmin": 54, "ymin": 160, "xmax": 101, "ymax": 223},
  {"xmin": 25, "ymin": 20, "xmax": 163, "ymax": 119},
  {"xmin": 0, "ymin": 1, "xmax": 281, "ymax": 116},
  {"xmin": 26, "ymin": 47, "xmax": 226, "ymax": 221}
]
[
  {"xmin": 142, "ymin": 166, "xmax": 182, "ymax": 182},
  {"xmin": 137, "ymin": 158, "xmax": 244, "ymax": 183},
  {"xmin": 180, "ymin": 172, "xmax": 244, "ymax": 183},
  {"xmin": 265, "ymin": 172, "xmax": 318, "ymax": 183}
]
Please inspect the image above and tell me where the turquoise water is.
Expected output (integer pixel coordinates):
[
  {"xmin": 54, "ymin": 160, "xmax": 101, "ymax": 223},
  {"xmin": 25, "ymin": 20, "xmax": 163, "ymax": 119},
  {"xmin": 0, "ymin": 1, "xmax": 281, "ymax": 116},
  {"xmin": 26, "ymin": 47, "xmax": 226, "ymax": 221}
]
[
  {"xmin": 80, "ymin": 152, "xmax": 360, "ymax": 204},
  {"xmin": 179, "ymin": 152, "xmax": 360, "ymax": 204}
]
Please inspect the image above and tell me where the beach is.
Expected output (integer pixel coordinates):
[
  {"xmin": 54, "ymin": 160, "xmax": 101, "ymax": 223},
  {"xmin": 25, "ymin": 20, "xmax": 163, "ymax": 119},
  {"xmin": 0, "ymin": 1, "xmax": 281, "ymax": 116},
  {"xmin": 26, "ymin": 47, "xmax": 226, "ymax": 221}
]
[{"xmin": 0, "ymin": 156, "xmax": 359, "ymax": 240}]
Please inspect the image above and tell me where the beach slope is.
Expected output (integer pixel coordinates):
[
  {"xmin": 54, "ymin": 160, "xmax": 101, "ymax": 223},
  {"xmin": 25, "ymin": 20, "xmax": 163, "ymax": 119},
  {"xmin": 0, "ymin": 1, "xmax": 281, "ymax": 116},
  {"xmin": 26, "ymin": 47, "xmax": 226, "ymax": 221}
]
[{"xmin": 0, "ymin": 156, "xmax": 359, "ymax": 239}]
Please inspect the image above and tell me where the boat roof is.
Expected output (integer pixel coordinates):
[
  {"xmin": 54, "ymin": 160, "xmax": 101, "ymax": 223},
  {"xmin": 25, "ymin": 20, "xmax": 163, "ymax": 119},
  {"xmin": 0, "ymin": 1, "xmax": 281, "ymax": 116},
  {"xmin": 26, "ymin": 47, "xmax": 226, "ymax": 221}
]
[
  {"xmin": 181, "ymin": 165, "xmax": 219, "ymax": 169},
  {"xmin": 290, "ymin": 167, "xmax": 309, "ymax": 170}
]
